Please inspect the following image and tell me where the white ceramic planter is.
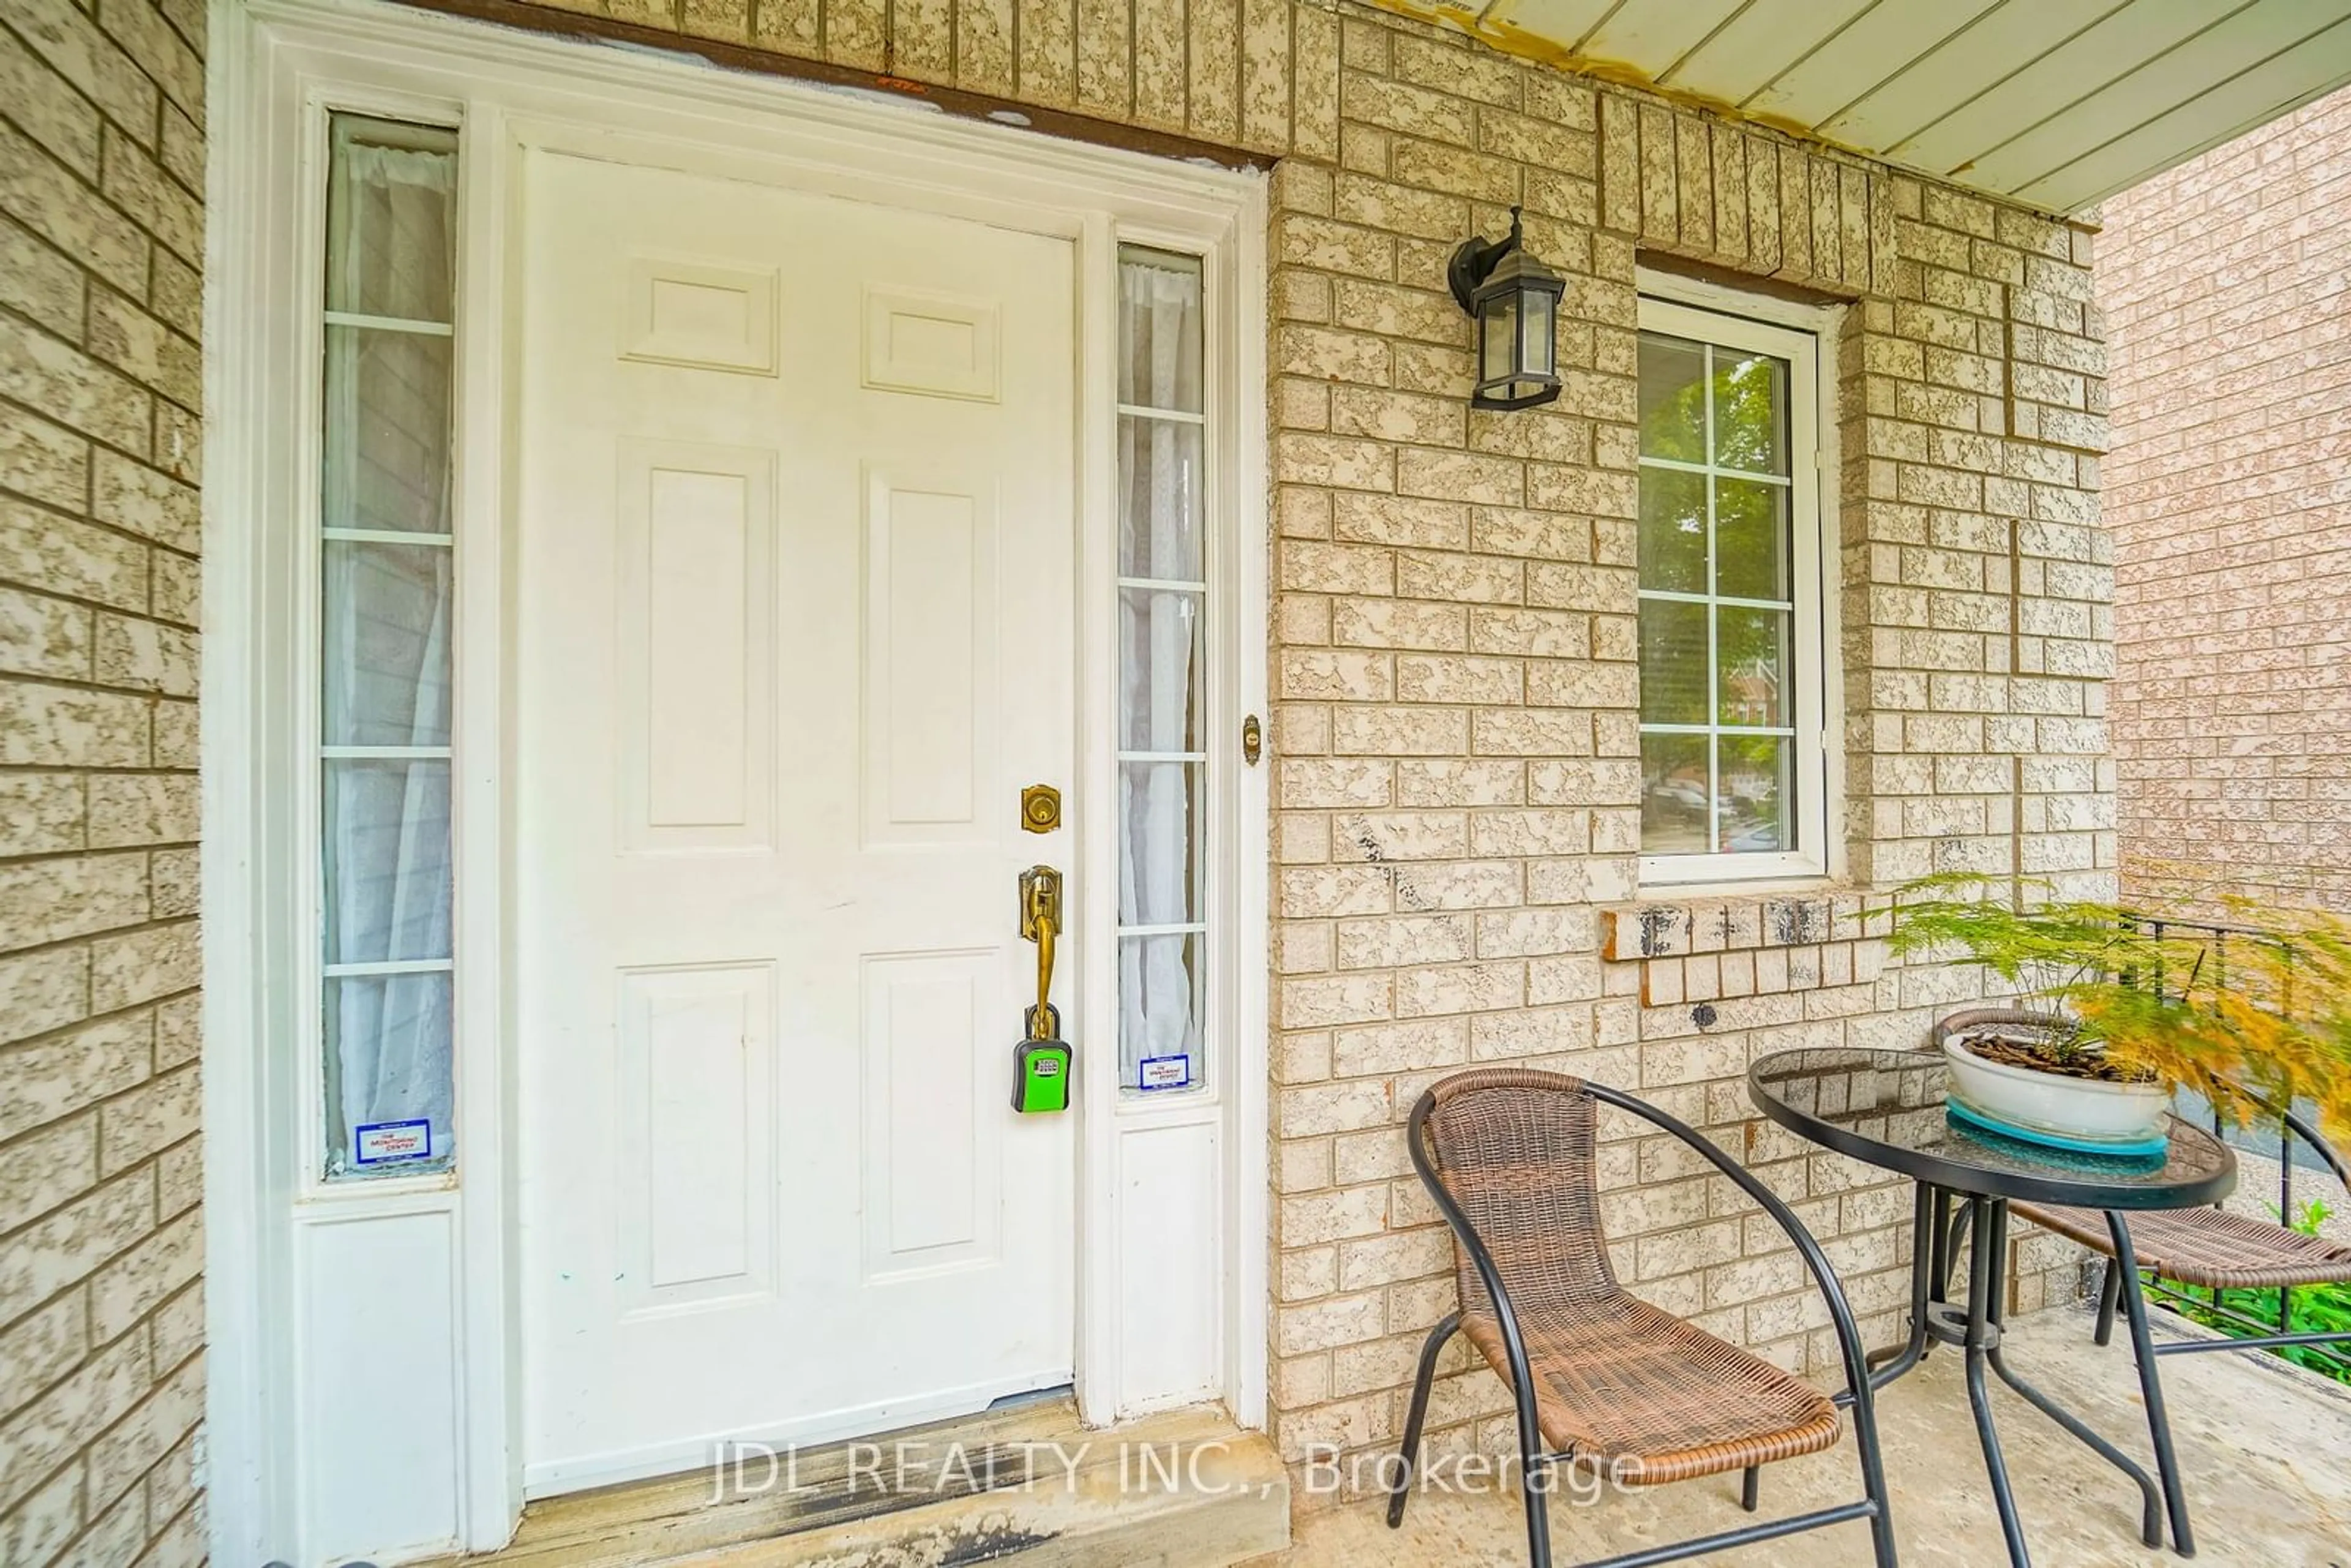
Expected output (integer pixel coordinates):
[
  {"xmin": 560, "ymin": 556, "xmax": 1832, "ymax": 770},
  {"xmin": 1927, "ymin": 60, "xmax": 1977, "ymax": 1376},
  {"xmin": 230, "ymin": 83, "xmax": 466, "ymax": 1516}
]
[{"xmin": 1940, "ymin": 1027, "xmax": 2170, "ymax": 1145}]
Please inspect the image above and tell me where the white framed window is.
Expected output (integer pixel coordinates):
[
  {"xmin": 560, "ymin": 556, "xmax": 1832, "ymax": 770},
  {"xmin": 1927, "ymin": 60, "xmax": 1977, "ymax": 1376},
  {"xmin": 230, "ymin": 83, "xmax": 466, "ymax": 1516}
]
[
  {"xmin": 314, "ymin": 113, "xmax": 462, "ymax": 1179},
  {"xmin": 1116, "ymin": 244, "xmax": 1212, "ymax": 1095},
  {"xmin": 1636, "ymin": 287, "xmax": 1834, "ymax": 886}
]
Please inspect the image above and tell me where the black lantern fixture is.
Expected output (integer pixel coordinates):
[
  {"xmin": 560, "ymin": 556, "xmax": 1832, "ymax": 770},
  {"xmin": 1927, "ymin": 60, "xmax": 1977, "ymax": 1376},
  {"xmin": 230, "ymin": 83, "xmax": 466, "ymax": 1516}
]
[{"xmin": 1447, "ymin": 206, "xmax": 1565, "ymax": 411}]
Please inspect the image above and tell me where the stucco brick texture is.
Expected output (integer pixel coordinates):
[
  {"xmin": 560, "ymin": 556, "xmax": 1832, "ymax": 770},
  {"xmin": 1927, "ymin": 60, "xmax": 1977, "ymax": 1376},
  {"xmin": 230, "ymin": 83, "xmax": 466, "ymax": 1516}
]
[
  {"xmin": 0, "ymin": 0, "xmax": 207, "ymax": 1560},
  {"xmin": 2101, "ymin": 84, "xmax": 2351, "ymax": 917},
  {"xmin": 0, "ymin": 0, "xmax": 2117, "ymax": 1547},
  {"xmin": 1259, "ymin": 9, "xmax": 2107, "ymax": 1476}
]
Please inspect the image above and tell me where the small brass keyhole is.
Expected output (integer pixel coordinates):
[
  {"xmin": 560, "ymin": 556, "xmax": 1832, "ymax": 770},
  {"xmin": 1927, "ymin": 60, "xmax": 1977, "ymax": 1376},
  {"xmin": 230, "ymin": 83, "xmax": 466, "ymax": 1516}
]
[{"xmin": 1021, "ymin": 784, "xmax": 1062, "ymax": 833}]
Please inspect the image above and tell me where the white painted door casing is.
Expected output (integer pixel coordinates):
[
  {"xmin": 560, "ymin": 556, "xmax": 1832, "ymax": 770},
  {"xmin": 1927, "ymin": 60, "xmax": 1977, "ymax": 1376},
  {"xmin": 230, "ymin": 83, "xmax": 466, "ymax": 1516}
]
[{"xmin": 205, "ymin": 6, "xmax": 1267, "ymax": 1560}]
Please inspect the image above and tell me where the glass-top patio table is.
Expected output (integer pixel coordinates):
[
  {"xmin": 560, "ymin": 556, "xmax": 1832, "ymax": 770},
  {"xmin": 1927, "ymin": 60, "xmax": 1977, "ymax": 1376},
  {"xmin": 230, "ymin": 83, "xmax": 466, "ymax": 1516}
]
[{"xmin": 1748, "ymin": 1047, "xmax": 2237, "ymax": 1568}]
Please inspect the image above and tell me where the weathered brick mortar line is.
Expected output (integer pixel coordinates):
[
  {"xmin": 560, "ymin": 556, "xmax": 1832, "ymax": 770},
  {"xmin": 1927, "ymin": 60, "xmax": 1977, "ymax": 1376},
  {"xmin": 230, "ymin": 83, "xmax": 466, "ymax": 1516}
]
[
  {"xmin": 0, "ymin": 902, "xmax": 200, "ymax": 955},
  {"xmin": 0, "ymin": 563, "xmax": 206, "ymax": 622},
  {"xmin": 0, "ymin": 660, "xmax": 201, "ymax": 699}
]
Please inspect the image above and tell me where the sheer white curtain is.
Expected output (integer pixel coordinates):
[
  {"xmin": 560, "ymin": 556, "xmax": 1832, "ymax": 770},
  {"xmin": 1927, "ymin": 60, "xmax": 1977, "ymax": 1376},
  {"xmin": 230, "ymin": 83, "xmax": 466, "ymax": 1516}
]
[
  {"xmin": 331, "ymin": 138, "xmax": 458, "ymax": 320},
  {"xmin": 323, "ymin": 598, "xmax": 454, "ymax": 1152},
  {"xmin": 321, "ymin": 119, "xmax": 461, "ymax": 1170},
  {"xmin": 1116, "ymin": 255, "xmax": 1207, "ymax": 1086}
]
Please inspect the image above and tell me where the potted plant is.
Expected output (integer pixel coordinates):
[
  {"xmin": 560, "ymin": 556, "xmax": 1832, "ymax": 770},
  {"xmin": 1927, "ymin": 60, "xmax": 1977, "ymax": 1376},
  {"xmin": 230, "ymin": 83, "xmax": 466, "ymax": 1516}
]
[{"xmin": 1872, "ymin": 875, "xmax": 2351, "ymax": 1154}]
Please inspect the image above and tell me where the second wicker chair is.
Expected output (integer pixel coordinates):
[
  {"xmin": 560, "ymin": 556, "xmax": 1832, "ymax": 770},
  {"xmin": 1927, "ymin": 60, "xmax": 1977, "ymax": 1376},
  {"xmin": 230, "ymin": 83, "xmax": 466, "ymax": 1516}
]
[{"xmin": 2011, "ymin": 1095, "xmax": 2351, "ymax": 1557}]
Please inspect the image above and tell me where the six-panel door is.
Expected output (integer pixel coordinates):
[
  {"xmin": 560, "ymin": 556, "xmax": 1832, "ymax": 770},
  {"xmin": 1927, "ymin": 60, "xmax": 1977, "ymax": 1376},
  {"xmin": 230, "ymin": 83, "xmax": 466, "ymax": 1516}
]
[{"xmin": 514, "ymin": 150, "xmax": 1079, "ymax": 1493}]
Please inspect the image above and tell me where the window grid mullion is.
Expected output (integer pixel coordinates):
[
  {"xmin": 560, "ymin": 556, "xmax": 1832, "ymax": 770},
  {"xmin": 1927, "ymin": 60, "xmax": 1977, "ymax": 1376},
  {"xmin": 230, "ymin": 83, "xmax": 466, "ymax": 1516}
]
[
  {"xmin": 321, "ymin": 745, "xmax": 454, "ymax": 760},
  {"xmin": 324, "ymin": 309, "xmax": 453, "ymax": 336},
  {"xmin": 323, "ymin": 958, "xmax": 457, "ymax": 978},
  {"xmin": 1637, "ymin": 453, "xmax": 1792, "ymax": 487},
  {"xmin": 1640, "ymin": 724, "xmax": 1796, "ymax": 738},
  {"xmin": 1703, "ymin": 342, "xmax": 1720, "ymax": 856},
  {"xmin": 1638, "ymin": 587, "xmax": 1794, "ymax": 613},
  {"xmin": 1117, "ymin": 402, "xmax": 1205, "ymax": 426},
  {"xmin": 324, "ymin": 528, "xmax": 454, "ymax": 547}
]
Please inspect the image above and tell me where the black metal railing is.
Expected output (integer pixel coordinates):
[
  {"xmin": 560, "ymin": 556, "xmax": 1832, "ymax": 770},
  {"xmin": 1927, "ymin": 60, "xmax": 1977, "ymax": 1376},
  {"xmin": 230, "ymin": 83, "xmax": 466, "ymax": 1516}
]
[{"xmin": 2123, "ymin": 913, "xmax": 2350, "ymax": 1379}]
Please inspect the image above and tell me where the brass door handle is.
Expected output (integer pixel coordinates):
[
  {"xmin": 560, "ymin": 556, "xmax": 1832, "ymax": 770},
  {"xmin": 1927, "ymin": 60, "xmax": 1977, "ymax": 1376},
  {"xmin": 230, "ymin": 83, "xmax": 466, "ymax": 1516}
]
[{"xmin": 1019, "ymin": 865, "xmax": 1062, "ymax": 1035}]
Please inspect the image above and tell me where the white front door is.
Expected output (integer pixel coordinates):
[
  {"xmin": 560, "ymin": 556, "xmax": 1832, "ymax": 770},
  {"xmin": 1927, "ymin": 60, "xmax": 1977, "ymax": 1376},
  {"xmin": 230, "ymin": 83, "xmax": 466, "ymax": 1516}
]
[{"xmin": 513, "ymin": 149, "xmax": 1079, "ymax": 1493}]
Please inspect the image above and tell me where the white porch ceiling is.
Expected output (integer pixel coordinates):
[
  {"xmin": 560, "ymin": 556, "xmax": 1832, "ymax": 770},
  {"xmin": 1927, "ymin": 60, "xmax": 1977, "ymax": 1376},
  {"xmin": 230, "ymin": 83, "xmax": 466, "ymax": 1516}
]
[{"xmin": 1389, "ymin": 0, "xmax": 2351, "ymax": 214}]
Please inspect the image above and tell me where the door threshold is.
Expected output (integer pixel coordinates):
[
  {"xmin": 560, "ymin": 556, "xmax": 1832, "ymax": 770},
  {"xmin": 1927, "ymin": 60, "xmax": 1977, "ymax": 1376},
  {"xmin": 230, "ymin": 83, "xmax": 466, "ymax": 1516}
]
[{"xmin": 418, "ymin": 1397, "xmax": 1286, "ymax": 1567}]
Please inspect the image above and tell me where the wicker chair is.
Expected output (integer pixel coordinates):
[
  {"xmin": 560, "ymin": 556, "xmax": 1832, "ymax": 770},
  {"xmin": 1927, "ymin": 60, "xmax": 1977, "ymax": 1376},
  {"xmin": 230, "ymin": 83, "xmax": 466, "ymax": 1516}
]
[
  {"xmin": 2011, "ymin": 1097, "xmax": 2351, "ymax": 1556},
  {"xmin": 1388, "ymin": 1069, "xmax": 1898, "ymax": 1568}
]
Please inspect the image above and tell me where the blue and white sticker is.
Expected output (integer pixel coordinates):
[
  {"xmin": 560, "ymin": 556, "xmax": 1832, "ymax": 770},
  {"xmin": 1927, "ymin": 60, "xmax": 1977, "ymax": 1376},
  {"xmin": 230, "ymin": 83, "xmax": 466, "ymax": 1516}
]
[
  {"xmin": 1138, "ymin": 1054, "xmax": 1191, "ymax": 1091},
  {"xmin": 354, "ymin": 1118, "xmax": 433, "ymax": 1166}
]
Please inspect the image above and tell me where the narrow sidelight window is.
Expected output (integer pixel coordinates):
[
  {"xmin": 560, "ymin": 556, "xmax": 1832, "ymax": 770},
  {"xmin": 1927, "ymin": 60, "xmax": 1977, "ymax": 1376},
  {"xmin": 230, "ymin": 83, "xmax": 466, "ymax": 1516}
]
[
  {"xmin": 1636, "ymin": 294, "xmax": 1829, "ymax": 883},
  {"xmin": 318, "ymin": 114, "xmax": 460, "ymax": 1178},
  {"xmin": 1116, "ymin": 246, "xmax": 1209, "ymax": 1093}
]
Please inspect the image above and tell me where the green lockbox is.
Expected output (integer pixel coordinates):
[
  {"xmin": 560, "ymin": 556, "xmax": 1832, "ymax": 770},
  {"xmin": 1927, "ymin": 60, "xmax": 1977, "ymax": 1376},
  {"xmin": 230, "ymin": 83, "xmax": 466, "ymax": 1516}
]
[
  {"xmin": 1013, "ymin": 1037, "xmax": 1073, "ymax": 1114},
  {"xmin": 1013, "ymin": 1002, "xmax": 1071, "ymax": 1114}
]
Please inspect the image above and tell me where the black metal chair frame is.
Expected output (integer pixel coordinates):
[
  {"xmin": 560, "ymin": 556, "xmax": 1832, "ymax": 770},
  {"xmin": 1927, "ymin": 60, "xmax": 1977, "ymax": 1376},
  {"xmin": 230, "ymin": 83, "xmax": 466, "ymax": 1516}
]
[
  {"xmin": 2076, "ymin": 1095, "xmax": 2351, "ymax": 1559},
  {"xmin": 1385, "ymin": 1079, "xmax": 1900, "ymax": 1568}
]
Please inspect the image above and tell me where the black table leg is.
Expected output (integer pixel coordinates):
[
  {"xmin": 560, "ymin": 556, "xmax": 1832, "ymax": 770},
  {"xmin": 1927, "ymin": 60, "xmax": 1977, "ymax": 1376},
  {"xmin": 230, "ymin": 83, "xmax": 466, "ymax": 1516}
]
[
  {"xmin": 1933, "ymin": 1185, "xmax": 1961, "ymax": 1298},
  {"xmin": 1936, "ymin": 1197, "xmax": 2173, "ymax": 1565},
  {"xmin": 1858, "ymin": 1181, "xmax": 1938, "ymax": 1395},
  {"xmin": 1959, "ymin": 1196, "xmax": 2033, "ymax": 1567},
  {"xmin": 1982, "ymin": 1209, "xmax": 2165, "ymax": 1548},
  {"xmin": 2108, "ymin": 1212, "xmax": 2196, "ymax": 1557}
]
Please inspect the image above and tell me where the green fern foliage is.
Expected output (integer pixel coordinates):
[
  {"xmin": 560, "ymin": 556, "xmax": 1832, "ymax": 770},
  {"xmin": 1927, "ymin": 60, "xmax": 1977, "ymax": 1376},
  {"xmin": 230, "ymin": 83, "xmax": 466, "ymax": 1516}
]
[{"xmin": 1872, "ymin": 874, "xmax": 2351, "ymax": 1143}]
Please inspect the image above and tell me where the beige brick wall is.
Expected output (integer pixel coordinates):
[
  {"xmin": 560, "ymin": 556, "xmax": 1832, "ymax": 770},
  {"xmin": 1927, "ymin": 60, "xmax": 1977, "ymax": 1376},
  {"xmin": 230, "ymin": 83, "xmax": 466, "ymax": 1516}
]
[
  {"xmin": 2101, "ymin": 84, "xmax": 2351, "ymax": 917},
  {"xmin": 1258, "ymin": 9, "xmax": 2109, "ymax": 1476},
  {"xmin": 0, "ymin": 0, "xmax": 208, "ymax": 1560}
]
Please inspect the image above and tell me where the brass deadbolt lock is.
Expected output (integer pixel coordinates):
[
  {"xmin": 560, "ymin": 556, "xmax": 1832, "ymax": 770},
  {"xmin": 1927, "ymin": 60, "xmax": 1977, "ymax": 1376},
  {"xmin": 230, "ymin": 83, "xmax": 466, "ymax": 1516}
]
[{"xmin": 1021, "ymin": 784, "xmax": 1062, "ymax": 833}]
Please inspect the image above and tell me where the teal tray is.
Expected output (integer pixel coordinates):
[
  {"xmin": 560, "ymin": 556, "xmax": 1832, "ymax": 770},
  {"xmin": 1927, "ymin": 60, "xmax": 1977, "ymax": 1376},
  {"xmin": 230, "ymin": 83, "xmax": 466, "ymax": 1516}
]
[{"xmin": 1946, "ymin": 1095, "xmax": 2170, "ymax": 1161}]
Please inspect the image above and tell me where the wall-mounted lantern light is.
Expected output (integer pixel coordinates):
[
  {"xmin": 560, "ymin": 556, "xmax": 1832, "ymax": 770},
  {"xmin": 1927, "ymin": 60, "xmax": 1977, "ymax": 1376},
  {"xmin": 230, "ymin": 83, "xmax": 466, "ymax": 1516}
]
[{"xmin": 1447, "ymin": 206, "xmax": 1565, "ymax": 411}]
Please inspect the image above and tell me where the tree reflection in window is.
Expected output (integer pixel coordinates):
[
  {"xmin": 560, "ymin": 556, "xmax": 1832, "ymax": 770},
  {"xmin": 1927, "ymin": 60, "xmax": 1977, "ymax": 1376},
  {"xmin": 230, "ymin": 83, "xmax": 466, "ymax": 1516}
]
[{"xmin": 1636, "ymin": 325, "xmax": 1800, "ymax": 860}]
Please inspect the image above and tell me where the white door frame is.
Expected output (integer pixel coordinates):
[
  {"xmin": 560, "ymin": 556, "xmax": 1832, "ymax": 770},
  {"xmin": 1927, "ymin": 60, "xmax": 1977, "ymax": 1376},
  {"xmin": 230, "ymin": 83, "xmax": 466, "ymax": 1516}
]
[{"xmin": 202, "ymin": 2, "xmax": 1270, "ymax": 1559}]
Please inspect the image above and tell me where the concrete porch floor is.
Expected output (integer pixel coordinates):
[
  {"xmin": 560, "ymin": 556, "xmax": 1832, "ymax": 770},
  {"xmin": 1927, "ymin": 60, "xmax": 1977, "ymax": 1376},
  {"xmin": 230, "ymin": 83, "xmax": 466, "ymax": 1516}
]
[{"xmin": 1275, "ymin": 1305, "xmax": 2351, "ymax": 1568}]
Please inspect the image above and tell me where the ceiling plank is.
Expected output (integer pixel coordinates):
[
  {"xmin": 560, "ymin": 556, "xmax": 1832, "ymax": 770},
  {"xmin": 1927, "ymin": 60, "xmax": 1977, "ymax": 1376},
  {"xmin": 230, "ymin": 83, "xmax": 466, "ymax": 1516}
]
[
  {"xmin": 1741, "ymin": 0, "xmax": 2006, "ymax": 124},
  {"xmin": 1819, "ymin": 0, "xmax": 2134, "ymax": 152},
  {"xmin": 1577, "ymin": 0, "xmax": 1752, "ymax": 79},
  {"xmin": 1963, "ymin": 0, "xmax": 2351, "ymax": 192},
  {"xmin": 2018, "ymin": 12, "xmax": 2351, "ymax": 206},
  {"xmin": 1891, "ymin": 0, "xmax": 2262, "ymax": 175},
  {"xmin": 1662, "ymin": 0, "xmax": 1877, "ymax": 105},
  {"xmin": 1490, "ymin": 0, "xmax": 1627, "ymax": 53},
  {"xmin": 1375, "ymin": 0, "xmax": 2351, "ymax": 214}
]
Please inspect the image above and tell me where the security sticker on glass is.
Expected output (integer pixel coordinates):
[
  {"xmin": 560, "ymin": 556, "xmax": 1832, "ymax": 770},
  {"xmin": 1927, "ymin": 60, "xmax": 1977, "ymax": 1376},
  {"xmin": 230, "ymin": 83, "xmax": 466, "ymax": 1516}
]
[
  {"xmin": 1138, "ymin": 1054, "xmax": 1191, "ymax": 1092},
  {"xmin": 354, "ymin": 1117, "xmax": 434, "ymax": 1167}
]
